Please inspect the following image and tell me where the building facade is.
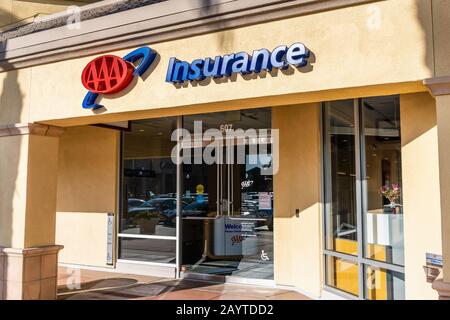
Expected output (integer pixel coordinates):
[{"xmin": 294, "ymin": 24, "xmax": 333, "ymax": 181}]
[{"xmin": 0, "ymin": 0, "xmax": 450, "ymax": 300}]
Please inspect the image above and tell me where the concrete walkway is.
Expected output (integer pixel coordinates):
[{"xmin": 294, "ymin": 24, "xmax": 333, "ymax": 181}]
[{"xmin": 57, "ymin": 267, "xmax": 309, "ymax": 300}]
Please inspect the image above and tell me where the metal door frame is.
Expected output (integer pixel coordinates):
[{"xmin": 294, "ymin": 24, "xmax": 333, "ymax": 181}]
[{"xmin": 177, "ymin": 117, "xmax": 275, "ymax": 286}]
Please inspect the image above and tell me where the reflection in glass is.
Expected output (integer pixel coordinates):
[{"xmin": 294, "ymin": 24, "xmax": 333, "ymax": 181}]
[
  {"xmin": 324, "ymin": 100, "xmax": 358, "ymax": 256},
  {"xmin": 326, "ymin": 256, "xmax": 359, "ymax": 296},
  {"xmin": 323, "ymin": 96, "xmax": 405, "ymax": 300},
  {"xmin": 121, "ymin": 158, "xmax": 177, "ymax": 237},
  {"xmin": 181, "ymin": 109, "xmax": 273, "ymax": 280},
  {"xmin": 182, "ymin": 146, "xmax": 217, "ymax": 219},
  {"xmin": 119, "ymin": 238, "xmax": 176, "ymax": 263},
  {"xmin": 121, "ymin": 118, "xmax": 177, "ymax": 238},
  {"xmin": 183, "ymin": 108, "xmax": 271, "ymax": 133},
  {"xmin": 362, "ymin": 96, "xmax": 404, "ymax": 266},
  {"xmin": 119, "ymin": 117, "xmax": 177, "ymax": 263},
  {"xmin": 365, "ymin": 265, "xmax": 405, "ymax": 300}
]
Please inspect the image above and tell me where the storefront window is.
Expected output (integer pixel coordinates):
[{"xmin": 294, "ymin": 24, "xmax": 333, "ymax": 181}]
[
  {"xmin": 362, "ymin": 96, "xmax": 404, "ymax": 266},
  {"xmin": 118, "ymin": 109, "xmax": 274, "ymax": 279},
  {"xmin": 325, "ymin": 256, "xmax": 359, "ymax": 296},
  {"xmin": 119, "ymin": 237, "xmax": 176, "ymax": 264},
  {"xmin": 323, "ymin": 100, "xmax": 358, "ymax": 256},
  {"xmin": 365, "ymin": 265, "xmax": 405, "ymax": 300},
  {"xmin": 181, "ymin": 109, "xmax": 274, "ymax": 280},
  {"xmin": 323, "ymin": 96, "xmax": 405, "ymax": 300},
  {"xmin": 121, "ymin": 158, "xmax": 177, "ymax": 237},
  {"xmin": 119, "ymin": 117, "xmax": 177, "ymax": 263}
]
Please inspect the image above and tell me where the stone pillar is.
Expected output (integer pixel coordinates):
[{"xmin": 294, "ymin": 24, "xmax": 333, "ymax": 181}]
[
  {"xmin": 0, "ymin": 123, "xmax": 64, "ymax": 300},
  {"xmin": 424, "ymin": 77, "xmax": 450, "ymax": 299}
]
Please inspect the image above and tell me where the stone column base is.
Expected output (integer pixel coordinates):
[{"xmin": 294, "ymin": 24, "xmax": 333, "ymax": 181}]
[
  {"xmin": 432, "ymin": 278, "xmax": 450, "ymax": 300},
  {"xmin": 0, "ymin": 245, "xmax": 63, "ymax": 300}
]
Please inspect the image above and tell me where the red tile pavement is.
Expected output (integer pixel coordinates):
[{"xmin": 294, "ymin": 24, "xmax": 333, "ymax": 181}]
[{"xmin": 57, "ymin": 267, "xmax": 310, "ymax": 300}]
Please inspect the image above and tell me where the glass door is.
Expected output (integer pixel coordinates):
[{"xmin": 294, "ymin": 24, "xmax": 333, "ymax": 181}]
[
  {"xmin": 224, "ymin": 137, "xmax": 274, "ymax": 280},
  {"xmin": 181, "ymin": 109, "xmax": 274, "ymax": 282}
]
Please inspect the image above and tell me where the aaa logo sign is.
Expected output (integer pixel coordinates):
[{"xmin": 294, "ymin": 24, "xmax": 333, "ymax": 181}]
[
  {"xmin": 81, "ymin": 55, "xmax": 134, "ymax": 94},
  {"xmin": 81, "ymin": 47, "xmax": 157, "ymax": 110}
]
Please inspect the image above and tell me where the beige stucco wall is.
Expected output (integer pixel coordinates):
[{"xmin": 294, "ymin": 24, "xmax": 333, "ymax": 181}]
[
  {"xmin": 431, "ymin": 0, "xmax": 450, "ymax": 286},
  {"xmin": 0, "ymin": 0, "xmax": 446, "ymax": 299},
  {"xmin": 0, "ymin": 134, "xmax": 29, "ymax": 248},
  {"xmin": 56, "ymin": 211, "xmax": 111, "ymax": 267},
  {"xmin": 0, "ymin": 69, "xmax": 31, "ymax": 126},
  {"xmin": 5, "ymin": 0, "xmax": 428, "ymax": 127},
  {"xmin": 273, "ymin": 103, "xmax": 322, "ymax": 297},
  {"xmin": 431, "ymin": 0, "xmax": 450, "ymax": 76},
  {"xmin": 435, "ymin": 95, "xmax": 450, "ymax": 283},
  {"xmin": 0, "ymin": 0, "xmax": 95, "ymax": 28},
  {"xmin": 55, "ymin": 125, "xmax": 118, "ymax": 267},
  {"xmin": 0, "ymin": 132, "xmax": 60, "ymax": 248},
  {"xmin": 24, "ymin": 134, "xmax": 60, "ymax": 247},
  {"xmin": 401, "ymin": 92, "xmax": 442, "ymax": 299}
]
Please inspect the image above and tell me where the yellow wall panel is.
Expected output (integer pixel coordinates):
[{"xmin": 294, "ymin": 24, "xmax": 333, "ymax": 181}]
[
  {"xmin": 21, "ymin": 0, "xmax": 433, "ymax": 126},
  {"xmin": 401, "ymin": 92, "xmax": 442, "ymax": 299},
  {"xmin": 55, "ymin": 125, "xmax": 118, "ymax": 266},
  {"xmin": 273, "ymin": 103, "xmax": 322, "ymax": 297}
]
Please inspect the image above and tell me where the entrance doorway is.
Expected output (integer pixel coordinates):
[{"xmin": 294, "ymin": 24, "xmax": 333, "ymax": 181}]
[
  {"xmin": 119, "ymin": 108, "xmax": 274, "ymax": 284},
  {"xmin": 181, "ymin": 109, "xmax": 274, "ymax": 283}
]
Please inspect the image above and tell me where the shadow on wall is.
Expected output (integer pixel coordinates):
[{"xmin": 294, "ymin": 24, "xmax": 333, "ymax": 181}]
[
  {"xmin": 417, "ymin": 0, "xmax": 434, "ymax": 78},
  {"xmin": 200, "ymin": 0, "xmax": 234, "ymax": 50},
  {"xmin": 415, "ymin": 0, "xmax": 436, "ymax": 139},
  {"xmin": 172, "ymin": 51, "xmax": 316, "ymax": 89},
  {"xmin": 401, "ymin": 0, "xmax": 438, "ymax": 163},
  {"xmin": 0, "ymin": 6, "xmax": 23, "ymax": 249}
]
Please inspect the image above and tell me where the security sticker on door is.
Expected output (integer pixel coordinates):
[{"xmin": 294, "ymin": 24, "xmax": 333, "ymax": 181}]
[
  {"xmin": 258, "ymin": 192, "xmax": 272, "ymax": 210},
  {"xmin": 213, "ymin": 217, "xmax": 257, "ymax": 256}
]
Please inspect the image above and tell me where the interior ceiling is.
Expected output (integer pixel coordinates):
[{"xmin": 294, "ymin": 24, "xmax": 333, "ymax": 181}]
[
  {"xmin": 330, "ymin": 95, "xmax": 400, "ymax": 129},
  {"xmin": 183, "ymin": 108, "xmax": 271, "ymax": 131},
  {"xmin": 129, "ymin": 109, "xmax": 272, "ymax": 137},
  {"xmin": 130, "ymin": 118, "xmax": 177, "ymax": 137}
]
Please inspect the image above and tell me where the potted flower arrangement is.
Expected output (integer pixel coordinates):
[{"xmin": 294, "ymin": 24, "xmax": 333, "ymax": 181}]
[
  {"xmin": 379, "ymin": 183, "xmax": 402, "ymax": 214},
  {"xmin": 366, "ymin": 183, "xmax": 404, "ymax": 264}
]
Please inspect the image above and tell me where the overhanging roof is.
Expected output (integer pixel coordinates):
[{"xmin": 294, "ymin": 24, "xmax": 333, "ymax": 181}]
[{"xmin": 0, "ymin": 0, "xmax": 381, "ymax": 71}]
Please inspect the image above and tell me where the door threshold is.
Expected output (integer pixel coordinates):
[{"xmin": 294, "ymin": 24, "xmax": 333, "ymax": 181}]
[{"xmin": 181, "ymin": 271, "xmax": 276, "ymax": 287}]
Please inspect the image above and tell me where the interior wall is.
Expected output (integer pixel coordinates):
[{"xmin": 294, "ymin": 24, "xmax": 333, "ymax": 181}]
[
  {"xmin": 273, "ymin": 103, "xmax": 322, "ymax": 297},
  {"xmin": 400, "ymin": 92, "xmax": 442, "ymax": 299},
  {"xmin": 56, "ymin": 125, "xmax": 118, "ymax": 267}
]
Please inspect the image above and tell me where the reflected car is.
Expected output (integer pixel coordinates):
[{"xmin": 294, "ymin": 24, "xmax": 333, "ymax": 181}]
[
  {"xmin": 127, "ymin": 198, "xmax": 177, "ymax": 220},
  {"xmin": 129, "ymin": 198, "xmax": 192, "ymax": 225},
  {"xmin": 128, "ymin": 198, "xmax": 176, "ymax": 212},
  {"xmin": 165, "ymin": 200, "xmax": 209, "ymax": 222},
  {"xmin": 127, "ymin": 198, "xmax": 146, "ymax": 209}
]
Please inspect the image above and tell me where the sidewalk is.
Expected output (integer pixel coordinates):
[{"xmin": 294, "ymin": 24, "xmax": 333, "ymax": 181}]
[{"xmin": 57, "ymin": 267, "xmax": 310, "ymax": 300}]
